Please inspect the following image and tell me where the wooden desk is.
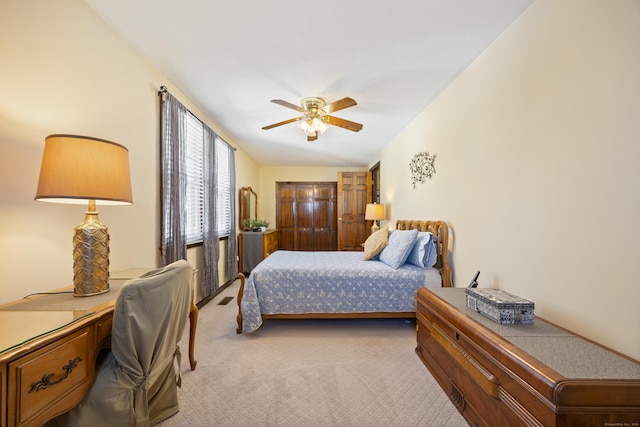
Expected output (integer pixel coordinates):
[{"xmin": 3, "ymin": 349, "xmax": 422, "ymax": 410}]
[
  {"xmin": 0, "ymin": 270, "xmax": 198, "ymax": 427},
  {"xmin": 0, "ymin": 306, "xmax": 113, "ymax": 426}
]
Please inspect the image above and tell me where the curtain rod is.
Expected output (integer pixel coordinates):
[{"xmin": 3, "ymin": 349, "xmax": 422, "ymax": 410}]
[{"xmin": 158, "ymin": 85, "xmax": 236, "ymax": 151}]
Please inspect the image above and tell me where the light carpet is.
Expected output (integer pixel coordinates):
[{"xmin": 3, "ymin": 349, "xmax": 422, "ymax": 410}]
[{"xmin": 160, "ymin": 280, "xmax": 469, "ymax": 427}]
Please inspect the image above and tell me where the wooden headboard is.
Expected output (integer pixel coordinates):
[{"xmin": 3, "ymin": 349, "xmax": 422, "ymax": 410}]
[{"xmin": 396, "ymin": 220, "xmax": 451, "ymax": 288}]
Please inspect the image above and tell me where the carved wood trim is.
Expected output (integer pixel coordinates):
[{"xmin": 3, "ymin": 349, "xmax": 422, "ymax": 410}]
[{"xmin": 395, "ymin": 219, "xmax": 451, "ymax": 287}]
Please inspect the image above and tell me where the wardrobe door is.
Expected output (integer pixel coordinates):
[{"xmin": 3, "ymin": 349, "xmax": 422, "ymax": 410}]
[
  {"xmin": 312, "ymin": 184, "xmax": 337, "ymax": 251},
  {"xmin": 276, "ymin": 183, "xmax": 296, "ymax": 250},
  {"xmin": 337, "ymin": 172, "xmax": 371, "ymax": 251},
  {"xmin": 276, "ymin": 182, "xmax": 338, "ymax": 251},
  {"xmin": 295, "ymin": 184, "xmax": 315, "ymax": 251}
]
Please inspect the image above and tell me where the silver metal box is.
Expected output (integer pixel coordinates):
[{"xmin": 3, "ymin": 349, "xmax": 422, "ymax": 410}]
[{"xmin": 466, "ymin": 288, "xmax": 535, "ymax": 324}]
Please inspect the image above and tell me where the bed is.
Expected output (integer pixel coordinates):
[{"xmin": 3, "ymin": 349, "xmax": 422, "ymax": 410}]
[{"xmin": 236, "ymin": 220, "xmax": 451, "ymax": 333}]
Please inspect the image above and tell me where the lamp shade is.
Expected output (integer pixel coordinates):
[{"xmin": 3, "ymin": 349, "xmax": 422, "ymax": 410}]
[
  {"xmin": 35, "ymin": 134, "xmax": 132, "ymax": 205},
  {"xmin": 365, "ymin": 203, "xmax": 385, "ymax": 221}
]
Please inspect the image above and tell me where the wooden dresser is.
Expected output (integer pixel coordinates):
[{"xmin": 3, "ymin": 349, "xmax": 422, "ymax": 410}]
[
  {"xmin": 238, "ymin": 230, "xmax": 278, "ymax": 274},
  {"xmin": 416, "ymin": 287, "xmax": 640, "ymax": 426}
]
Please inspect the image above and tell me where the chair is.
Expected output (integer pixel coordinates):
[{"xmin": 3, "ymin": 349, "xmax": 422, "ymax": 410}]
[{"xmin": 46, "ymin": 260, "xmax": 194, "ymax": 427}]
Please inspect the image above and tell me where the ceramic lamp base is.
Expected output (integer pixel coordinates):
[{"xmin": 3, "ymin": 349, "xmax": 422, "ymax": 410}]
[{"xmin": 72, "ymin": 211, "xmax": 110, "ymax": 296}]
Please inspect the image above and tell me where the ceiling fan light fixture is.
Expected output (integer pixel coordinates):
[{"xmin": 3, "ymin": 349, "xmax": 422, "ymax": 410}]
[
  {"xmin": 311, "ymin": 117, "xmax": 328, "ymax": 134},
  {"xmin": 264, "ymin": 96, "xmax": 362, "ymax": 140},
  {"xmin": 298, "ymin": 117, "xmax": 327, "ymax": 137},
  {"xmin": 298, "ymin": 119, "xmax": 310, "ymax": 133}
]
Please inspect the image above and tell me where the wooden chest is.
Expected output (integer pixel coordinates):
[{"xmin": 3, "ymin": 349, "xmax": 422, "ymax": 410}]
[{"xmin": 416, "ymin": 288, "xmax": 640, "ymax": 426}]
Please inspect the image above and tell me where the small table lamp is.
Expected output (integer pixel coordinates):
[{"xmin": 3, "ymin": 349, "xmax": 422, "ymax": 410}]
[
  {"xmin": 35, "ymin": 135, "xmax": 133, "ymax": 296},
  {"xmin": 365, "ymin": 203, "xmax": 385, "ymax": 234}
]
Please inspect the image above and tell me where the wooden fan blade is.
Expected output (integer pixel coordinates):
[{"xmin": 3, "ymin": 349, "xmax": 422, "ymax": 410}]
[
  {"xmin": 262, "ymin": 117, "xmax": 303, "ymax": 130},
  {"xmin": 325, "ymin": 97, "xmax": 357, "ymax": 113},
  {"xmin": 270, "ymin": 99, "xmax": 303, "ymax": 112},
  {"xmin": 324, "ymin": 115, "xmax": 363, "ymax": 132},
  {"xmin": 307, "ymin": 133, "xmax": 318, "ymax": 142}
]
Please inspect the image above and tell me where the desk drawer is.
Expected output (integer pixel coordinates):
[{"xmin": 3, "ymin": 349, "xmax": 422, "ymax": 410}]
[
  {"xmin": 95, "ymin": 315, "xmax": 112, "ymax": 348},
  {"xmin": 8, "ymin": 328, "xmax": 92, "ymax": 426}
]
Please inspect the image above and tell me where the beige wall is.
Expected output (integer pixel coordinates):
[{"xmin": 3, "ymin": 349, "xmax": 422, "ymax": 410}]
[
  {"xmin": 380, "ymin": 0, "xmax": 640, "ymax": 360},
  {"xmin": 0, "ymin": 0, "xmax": 251, "ymax": 303}
]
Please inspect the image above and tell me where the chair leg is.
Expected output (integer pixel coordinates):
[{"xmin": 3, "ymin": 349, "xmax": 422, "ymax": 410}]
[{"xmin": 188, "ymin": 302, "xmax": 198, "ymax": 370}]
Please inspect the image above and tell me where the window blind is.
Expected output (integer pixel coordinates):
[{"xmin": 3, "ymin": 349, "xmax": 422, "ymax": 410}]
[
  {"xmin": 185, "ymin": 112, "xmax": 204, "ymax": 244},
  {"xmin": 215, "ymin": 137, "xmax": 231, "ymax": 237}
]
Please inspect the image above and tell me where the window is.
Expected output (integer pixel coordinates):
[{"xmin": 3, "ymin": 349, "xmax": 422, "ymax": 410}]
[
  {"xmin": 185, "ymin": 112, "xmax": 204, "ymax": 244},
  {"xmin": 161, "ymin": 88, "xmax": 237, "ymax": 294},
  {"xmin": 183, "ymin": 114, "xmax": 232, "ymax": 244},
  {"xmin": 215, "ymin": 137, "xmax": 232, "ymax": 237}
]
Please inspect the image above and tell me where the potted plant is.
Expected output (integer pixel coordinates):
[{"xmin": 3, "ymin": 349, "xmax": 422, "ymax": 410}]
[{"xmin": 253, "ymin": 219, "xmax": 269, "ymax": 232}]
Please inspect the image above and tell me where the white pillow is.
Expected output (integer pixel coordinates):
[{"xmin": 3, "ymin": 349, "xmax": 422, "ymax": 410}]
[
  {"xmin": 406, "ymin": 232, "xmax": 437, "ymax": 268},
  {"xmin": 379, "ymin": 229, "xmax": 418, "ymax": 269}
]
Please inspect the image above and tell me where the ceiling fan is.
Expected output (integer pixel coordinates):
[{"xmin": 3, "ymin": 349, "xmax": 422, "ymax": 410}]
[{"xmin": 262, "ymin": 97, "xmax": 363, "ymax": 141}]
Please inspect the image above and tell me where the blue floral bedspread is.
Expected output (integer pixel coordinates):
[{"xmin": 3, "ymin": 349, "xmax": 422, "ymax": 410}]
[{"xmin": 240, "ymin": 250, "xmax": 426, "ymax": 333}]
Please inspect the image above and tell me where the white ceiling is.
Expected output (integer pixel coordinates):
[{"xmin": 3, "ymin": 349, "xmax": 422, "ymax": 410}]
[{"xmin": 84, "ymin": 0, "xmax": 533, "ymax": 167}]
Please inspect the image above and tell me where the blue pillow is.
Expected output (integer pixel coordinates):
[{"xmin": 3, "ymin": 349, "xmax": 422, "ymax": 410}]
[
  {"xmin": 379, "ymin": 229, "xmax": 418, "ymax": 269},
  {"xmin": 406, "ymin": 232, "xmax": 437, "ymax": 268}
]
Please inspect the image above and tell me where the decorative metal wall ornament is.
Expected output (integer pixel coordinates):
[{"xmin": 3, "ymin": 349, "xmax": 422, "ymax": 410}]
[{"xmin": 409, "ymin": 151, "xmax": 437, "ymax": 188}]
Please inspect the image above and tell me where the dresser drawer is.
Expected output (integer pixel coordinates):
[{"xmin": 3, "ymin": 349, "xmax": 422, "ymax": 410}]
[
  {"xmin": 8, "ymin": 328, "xmax": 93, "ymax": 426},
  {"xmin": 263, "ymin": 231, "xmax": 279, "ymax": 257}
]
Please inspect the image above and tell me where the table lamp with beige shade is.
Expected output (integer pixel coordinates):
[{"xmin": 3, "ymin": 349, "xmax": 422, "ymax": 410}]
[
  {"xmin": 365, "ymin": 203, "xmax": 385, "ymax": 234},
  {"xmin": 35, "ymin": 134, "xmax": 133, "ymax": 296}
]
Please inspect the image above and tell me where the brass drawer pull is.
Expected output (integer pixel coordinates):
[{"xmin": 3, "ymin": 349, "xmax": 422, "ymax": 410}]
[{"xmin": 29, "ymin": 355, "xmax": 83, "ymax": 393}]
